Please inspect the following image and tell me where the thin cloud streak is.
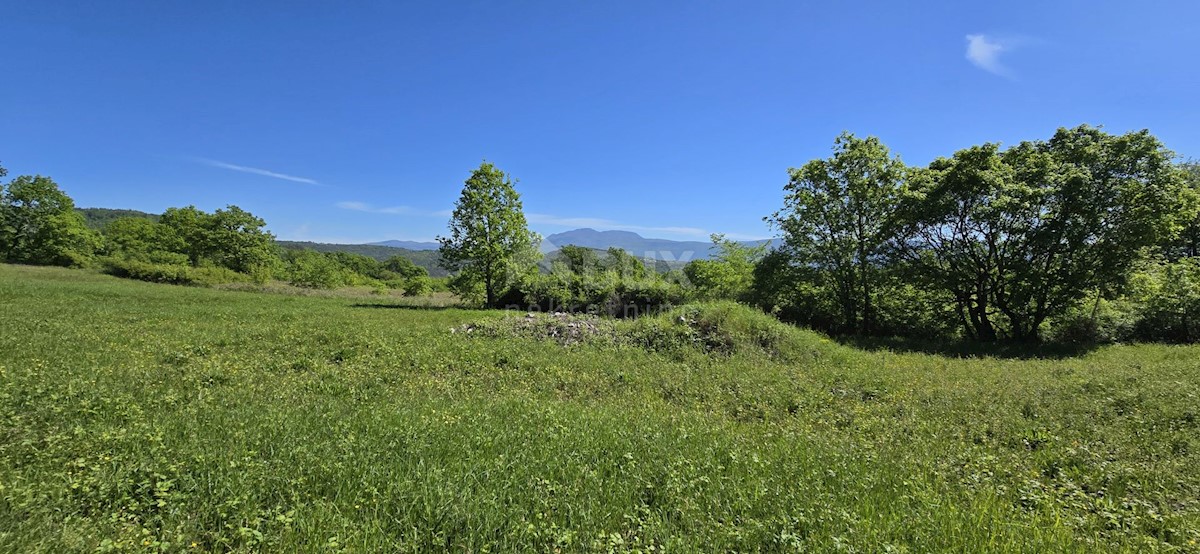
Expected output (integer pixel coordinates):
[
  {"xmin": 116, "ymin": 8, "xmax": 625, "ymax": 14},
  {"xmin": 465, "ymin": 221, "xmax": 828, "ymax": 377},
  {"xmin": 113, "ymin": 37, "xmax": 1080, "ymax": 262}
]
[
  {"xmin": 198, "ymin": 158, "xmax": 321, "ymax": 185},
  {"xmin": 336, "ymin": 201, "xmax": 447, "ymax": 217}
]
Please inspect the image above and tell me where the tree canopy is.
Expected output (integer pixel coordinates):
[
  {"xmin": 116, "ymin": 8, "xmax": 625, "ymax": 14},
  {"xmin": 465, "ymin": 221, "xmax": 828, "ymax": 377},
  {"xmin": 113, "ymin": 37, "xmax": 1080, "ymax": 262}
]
[{"xmin": 438, "ymin": 162, "xmax": 540, "ymax": 307}]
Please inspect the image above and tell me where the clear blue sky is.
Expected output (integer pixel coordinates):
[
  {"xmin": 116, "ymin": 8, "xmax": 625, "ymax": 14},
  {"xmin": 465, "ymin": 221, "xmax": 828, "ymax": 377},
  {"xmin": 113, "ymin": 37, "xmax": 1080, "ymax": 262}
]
[{"xmin": 3, "ymin": 1, "xmax": 1197, "ymax": 243}]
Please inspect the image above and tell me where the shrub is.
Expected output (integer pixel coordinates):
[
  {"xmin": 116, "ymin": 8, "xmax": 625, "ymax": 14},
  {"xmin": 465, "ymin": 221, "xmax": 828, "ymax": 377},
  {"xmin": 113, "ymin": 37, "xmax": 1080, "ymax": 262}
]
[
  {"xmin": 402, "ymin": 275, "xmax": 433, "ymax": 297},
  {"xmin": 99, "ymin": 257, "xmax": 245, "ymax": 287},
  {"xmin": 284, "ymin": 251, "xmax": 349, "ymax": 289}
]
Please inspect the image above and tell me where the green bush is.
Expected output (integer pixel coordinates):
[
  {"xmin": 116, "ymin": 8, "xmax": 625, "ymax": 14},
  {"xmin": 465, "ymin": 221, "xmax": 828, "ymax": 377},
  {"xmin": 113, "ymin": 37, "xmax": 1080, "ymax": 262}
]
[
  {"xmin": 284, "ymin": 250, "xmax": 350, "ymax": 289},
  {"xmin": 1130, "ymin": 258, "xmax": 1200, "ymax": 343},
  {"xmin": 99, "ymin": 257, "xmax": 245, "ymax": 287},
  {"xmin": 402, "ymin": 275, "xmax": 433, "ymax": 297},
  {"xmin": 513, "ymin": 269, "xmax": 689, "ymax": 317}
]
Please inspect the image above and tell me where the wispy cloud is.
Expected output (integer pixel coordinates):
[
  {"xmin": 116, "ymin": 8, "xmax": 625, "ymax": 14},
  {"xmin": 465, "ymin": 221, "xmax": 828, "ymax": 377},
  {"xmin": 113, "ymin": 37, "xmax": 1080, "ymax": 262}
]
[
  {"xmin": 336, "ymin": 201, "xmax": 414, "ymax": 215},
  {"xmin": 965, "ymin": 34, "xmax": 1015, "ymax": 78},
  {"xmin": 336, "ymin": 201, "xmax": 448, "ymax": 217},
  {"xmin": 198, "ymin": 158, "xmax": 321, "ymax": 185}
]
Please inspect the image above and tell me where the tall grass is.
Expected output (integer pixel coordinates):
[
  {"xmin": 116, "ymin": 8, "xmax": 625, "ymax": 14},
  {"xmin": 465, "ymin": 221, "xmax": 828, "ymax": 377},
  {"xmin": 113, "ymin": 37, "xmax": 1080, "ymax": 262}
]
[{"xmin": 0, "ymin": 265, "xmax": 1196, "ymax": 552}]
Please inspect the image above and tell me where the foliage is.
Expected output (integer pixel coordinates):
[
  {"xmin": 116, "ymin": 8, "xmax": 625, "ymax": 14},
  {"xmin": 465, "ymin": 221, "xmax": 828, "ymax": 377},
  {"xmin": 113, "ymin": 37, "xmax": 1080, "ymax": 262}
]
[
  {"xmin": 1167, "ymin": 160, "xmax": 1200, "ymax": 260},
  {"xmin": 76, "ymin": 207, "xmax": 160, "ymax": 230},
  {"xmin": 684, "ymin": 234, "xmax": 767, "ymax": 301},
  {"xmin": 101, "ymin": 217, "xmax": 186, "ymax": 263},
  {"xmin": 438, "ymin": 162, "xmax": 540, "ymax": 307},
  {"xmin": 513, "ymin": 248, "xmax": 688, "ymax": 316},
  {"xmin": 276, "ymin": 241, "xmax": 447, "ymax": 277},
  {"xmin": 0, "ymin": 174, "xmax": 100, "ymax": 267},
  {"xmin": 895, "ymin": 125, "xmax": 1192, "ymax": 341},
  {"xmin": 1129, "ymin": 257, "xmax": 1200, "ymax": 343},
  {"xmin": 99, "ymin": 257, "xmax": 247, "ymax": 287},
  {"xmin": 767, "ymin": 133, "xmax": 905, "ymax": 334},
  {"xmin": 401, "ymin": 274, "xmax": 433, "ymax": 297},
  {"xmin": 282, "ymin": 250, "xmax": 351, "ymax": 289},
  {"xmin": 383, "ymin": 254, "xmax": 428, "ymax": 279},
  {"xmin": 158, "ymin": 205, "xmax": 276, "ymax": 277}
]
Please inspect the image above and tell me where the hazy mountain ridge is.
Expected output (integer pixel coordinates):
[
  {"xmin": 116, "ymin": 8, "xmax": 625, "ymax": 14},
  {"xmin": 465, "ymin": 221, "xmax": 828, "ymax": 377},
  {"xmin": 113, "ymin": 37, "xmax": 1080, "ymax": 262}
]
[{"xmin": 369, "ymin": 228, "xmax": 778, "ymax": 262}]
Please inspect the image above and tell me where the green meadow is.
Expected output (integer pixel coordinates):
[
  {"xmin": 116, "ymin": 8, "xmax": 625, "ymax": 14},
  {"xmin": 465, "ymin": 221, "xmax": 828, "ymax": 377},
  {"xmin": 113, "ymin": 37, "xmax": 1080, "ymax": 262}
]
[{"xmin": 1, "ymin": 264, "xmax": 1197, "ymax": 552}]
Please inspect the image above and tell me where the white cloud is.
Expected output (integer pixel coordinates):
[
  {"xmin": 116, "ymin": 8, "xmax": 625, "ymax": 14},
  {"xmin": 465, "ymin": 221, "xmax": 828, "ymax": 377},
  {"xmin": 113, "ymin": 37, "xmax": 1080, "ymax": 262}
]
[
  {"xmin": 335, "ymin": 201, "xmax": 414, "ymax": 215},
  {"xmin": 336, "ymin": 201, "xmax": 448, "ymax": 217},
  {"xmin": 197, "ymin": 158, "xmax": 321, "ymax": 185},
  {"xmin": 965, "ymin": 34, "xmax": 1013, "ymax": 78}
]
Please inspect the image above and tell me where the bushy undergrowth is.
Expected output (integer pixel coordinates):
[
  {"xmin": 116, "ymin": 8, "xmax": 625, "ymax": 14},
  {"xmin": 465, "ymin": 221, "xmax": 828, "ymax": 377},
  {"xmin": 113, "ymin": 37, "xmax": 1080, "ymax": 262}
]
[
  {"xmin": 99, "ymin": 257, "xmax": 249, "ymax": 287},
  {"xmin": 2, "ymin": 265, "xmax": 1199, "ymax": 552}
]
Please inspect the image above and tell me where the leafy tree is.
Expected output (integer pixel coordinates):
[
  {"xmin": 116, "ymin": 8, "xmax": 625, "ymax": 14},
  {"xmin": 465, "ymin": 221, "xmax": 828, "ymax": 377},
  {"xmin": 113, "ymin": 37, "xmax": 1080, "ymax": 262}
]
[
  {"xmin": 558, "ymin": 245, "xmax": 602, "ymax": 275},
  {"xmin": 684, "ymin": 234, "xmax": 767, "ymax": 301},
  {"xmin": 159, "ymin": 206, "xmax": 211, "ymax": 266},
  {"xmin": 0, "ymin": 174, "xmax": 99, "ymax": 267},
  {"xmin": 402, "ymin": 275, "xmax": 433, "ymax": 297},
  {"xmin": 601, "ymin": 247, "xmax": 647, "ymax": 279},
  {"xmin": 383, "ymin": 255, "xmax": 428, "ymax": 279},
  {"xmin": 438, "ymin": 162, "xmax": 540, "ymax": 307},
  {"xmin": 767, "ymin": 133, "xmax": 905, "ymax": 334},
  {"xmin": 1167, "ymin": 161, "xmax": 1200, "ymax": 260},
  {"xmin": 896, "ymin": 126, "xmax": 1190, "ymax": 341},
  {"xmin": 102, "ymin": 217, "xmax": 185, "ymax": 262},
  {"xmin": 159, "ymin": 205, "xmax": 276, "ymax": 277},
  {"xmin": 284, "ymin": 250, "xmax": 347, "ymax": 289},
  {"xmin": 205, "ymin": 206, "xmax": 276, "ymax": 275}
]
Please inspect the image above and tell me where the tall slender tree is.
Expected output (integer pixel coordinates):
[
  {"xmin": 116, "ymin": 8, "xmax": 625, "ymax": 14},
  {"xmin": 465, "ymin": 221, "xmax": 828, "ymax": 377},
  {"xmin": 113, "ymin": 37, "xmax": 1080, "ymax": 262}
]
[
  {"xmin": 768, "ymin": 133, "xmax": 905, "ymax": 334},
  {"xmin": 438, "ymin": 162, "xmax": 540, "ymax": 307}
]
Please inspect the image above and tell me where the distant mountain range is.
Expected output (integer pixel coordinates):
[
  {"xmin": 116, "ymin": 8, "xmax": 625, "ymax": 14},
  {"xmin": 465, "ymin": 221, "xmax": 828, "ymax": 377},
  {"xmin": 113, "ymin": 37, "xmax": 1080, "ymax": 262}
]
[
  {"xmin": 542, "ymin": 228, "xmax": 776, "ymax": 262},
  {"xmin": 371, "ymin": 228, "xmax": 777, "ymax": 262},
  {"xmin": 368, "ymin": 239, "xmax": 440, "ymax": 251},
  {"xmin": 78, "ymin": 207, "xmax": 777, "ymax": 273}
]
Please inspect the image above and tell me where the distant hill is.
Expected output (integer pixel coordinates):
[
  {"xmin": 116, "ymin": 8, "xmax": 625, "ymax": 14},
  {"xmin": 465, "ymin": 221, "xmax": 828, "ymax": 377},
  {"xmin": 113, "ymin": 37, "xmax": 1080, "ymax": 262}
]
[
  {"xmin": 77, "ymin": 207, "xmax": 159, "ymax": 229},
  {"xmin": 543, "ymin": 228, "xmax": 776, "ymax": 262},
  {"xmin": 368, "ymin": 239, "xmax": 439, "ymax": 251},
  {"xmin": 367, "ymin": 228, "xmax": 777, "ymax": 263},
  {"xmin": 276, "ymin": 241, "xmax": 447, "ymax": 277}
]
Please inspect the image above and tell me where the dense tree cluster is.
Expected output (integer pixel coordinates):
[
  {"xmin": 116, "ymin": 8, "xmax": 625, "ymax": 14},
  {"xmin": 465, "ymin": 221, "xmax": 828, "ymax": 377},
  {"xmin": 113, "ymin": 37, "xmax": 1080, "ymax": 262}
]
[{"xmin": 758, "ymin": 126, "xmax": 1200, "ymax": 343}]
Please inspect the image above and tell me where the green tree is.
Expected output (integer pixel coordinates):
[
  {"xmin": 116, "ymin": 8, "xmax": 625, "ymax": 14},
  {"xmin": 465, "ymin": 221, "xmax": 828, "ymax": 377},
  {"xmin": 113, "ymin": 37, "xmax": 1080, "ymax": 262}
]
[
  {"xmin": 601, "ymin": 247, "xmax": 647, "ymax": 279},
  {"xmin": 102, "ymin": 217, "xmax": 186, "ymax": 262},
  {"xmin": 383, "ymin": 255, "xmax": 428, "ymax": 279},
  {"xmin": 159, "ymin": 206, "xmax": 211, "ymax": 266},
  {"xmin": 684, "ymin": 234, "xmax": 767, "ymax": 301},
  {"xmin": 558, "ymin": 245, "xmax": 602, "ymax": 275},
  {"xmin": 1167, "ymin": 161, "xmax": 1200, "ymax": 260},
  {"xmin": 284, "ymin": 250, "xmax": 347, "ymax": 289},
  {"xmin": 438, "ymin": 162, "xmax": 540, "ymax": 307},
  {"xmin": 767, "ymin": 133, "xmax": 905, "ymax": 334},
  {"xmin": 205, "ymin": 206, "xmax": 276, "ymax": 275},
  {"xmin": 159, "ymin": 205, "xmax": 276, "ymax": 277},
  {"xmin": 0, "ymin": 174, "xmax": 99, "ymax": 266},
  {"xmin": 896, "ymin": 125, "xmax": 1190, "ymax": 341}
]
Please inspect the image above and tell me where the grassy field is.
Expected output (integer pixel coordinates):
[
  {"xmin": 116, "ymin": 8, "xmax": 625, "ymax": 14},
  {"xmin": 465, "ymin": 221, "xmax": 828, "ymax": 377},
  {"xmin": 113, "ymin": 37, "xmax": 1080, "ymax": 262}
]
[{"xmin": 1, "ymin": 265, "xmax": 1197, "ymax": 552}]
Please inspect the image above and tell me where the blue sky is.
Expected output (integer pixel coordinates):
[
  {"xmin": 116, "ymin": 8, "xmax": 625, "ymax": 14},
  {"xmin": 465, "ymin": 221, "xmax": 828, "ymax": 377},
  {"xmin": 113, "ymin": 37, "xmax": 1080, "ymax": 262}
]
[{"xmin": 2, "ymin": 1, "xmax": 1197, "ymax": 243}]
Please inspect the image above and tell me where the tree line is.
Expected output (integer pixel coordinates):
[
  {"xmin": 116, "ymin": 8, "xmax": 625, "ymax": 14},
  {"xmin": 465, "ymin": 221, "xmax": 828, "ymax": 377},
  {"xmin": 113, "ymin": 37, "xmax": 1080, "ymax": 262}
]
[
  {"xmin": 0, "ymin": 162, "xmax": 435, "ymax": 293},
  {"xmin": 434, "ymin": 126, "xmax": 1200, "ymax": 343},
  {"xmin": 5, "ymin": 123, "xmax": 1199, "ymax": 344}
]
